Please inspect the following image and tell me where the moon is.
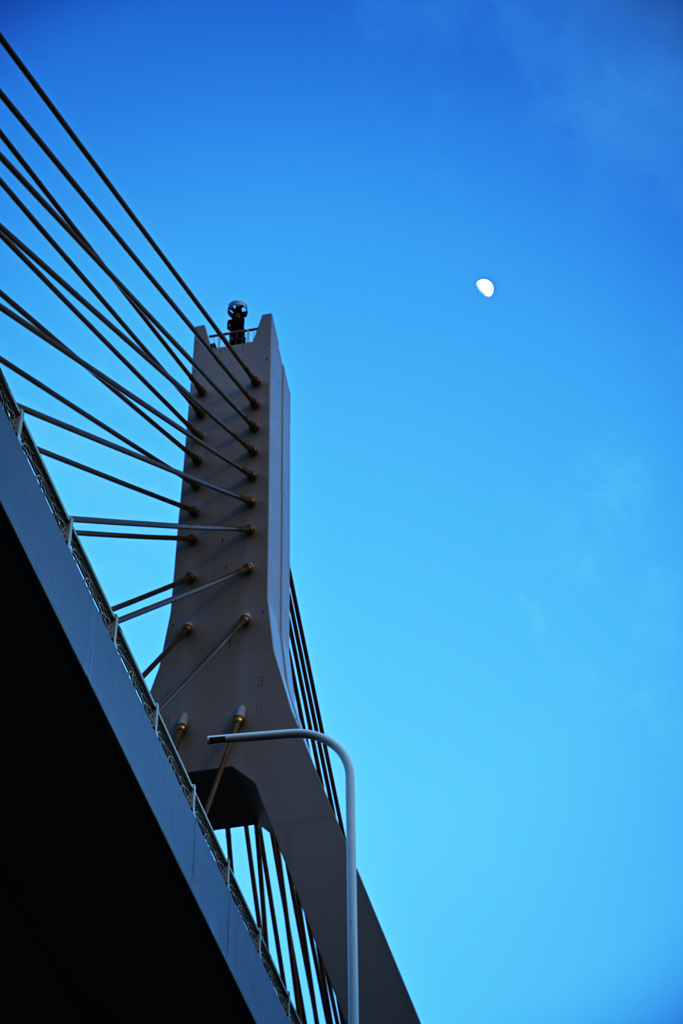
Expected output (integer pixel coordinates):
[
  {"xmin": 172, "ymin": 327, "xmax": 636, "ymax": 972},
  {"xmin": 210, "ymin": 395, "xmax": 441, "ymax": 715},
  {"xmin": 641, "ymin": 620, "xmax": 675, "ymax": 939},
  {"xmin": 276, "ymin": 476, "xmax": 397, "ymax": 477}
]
[{"xmin": 476, "ymin": 278, "xmax": 494, "ymax": 297}]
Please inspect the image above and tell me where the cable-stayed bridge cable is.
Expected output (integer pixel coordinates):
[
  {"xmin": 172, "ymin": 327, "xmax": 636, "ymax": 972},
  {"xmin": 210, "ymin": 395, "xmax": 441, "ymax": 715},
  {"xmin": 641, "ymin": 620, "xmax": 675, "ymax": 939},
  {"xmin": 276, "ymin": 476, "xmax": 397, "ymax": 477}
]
[
  {"xmin": 0, "ymin": 32, "xmax": 261, "ymax": 390},
  {"xmin": 0, "ymin": 157, "xmax": 259, "ymax": 436},
  {"xmin": 0, "ymin": 84, "xmax": 260, "ymax": 401}
]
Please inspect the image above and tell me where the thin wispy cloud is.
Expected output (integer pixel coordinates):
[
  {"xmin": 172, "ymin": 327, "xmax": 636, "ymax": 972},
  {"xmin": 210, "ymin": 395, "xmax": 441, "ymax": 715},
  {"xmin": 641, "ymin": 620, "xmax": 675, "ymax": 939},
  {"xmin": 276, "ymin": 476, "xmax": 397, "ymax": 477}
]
[
  {"xmin": 633, "ymin": 563, "xmax": 682, "ymax": 652},
  {"xmin": 355, "ymin": 0, "xmax": 683, "ymax": 204},
  {"xmin": 547, "ymin": 448, "xmax": 651, "ymax": 579},
  {"xmin": 518, "ymin": 590, "xmax": 548, "ymax": 636},
  {"xmin": 585, "ymin": 449, "xmax": 651, "ymax": 545}
]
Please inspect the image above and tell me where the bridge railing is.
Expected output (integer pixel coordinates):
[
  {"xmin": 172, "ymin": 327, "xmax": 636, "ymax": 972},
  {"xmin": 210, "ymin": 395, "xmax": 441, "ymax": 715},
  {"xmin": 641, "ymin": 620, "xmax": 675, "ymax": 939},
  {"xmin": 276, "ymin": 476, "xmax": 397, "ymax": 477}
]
[{"xmin": 209, "ymin": 327, "xmax": 259, "ymax": 345}]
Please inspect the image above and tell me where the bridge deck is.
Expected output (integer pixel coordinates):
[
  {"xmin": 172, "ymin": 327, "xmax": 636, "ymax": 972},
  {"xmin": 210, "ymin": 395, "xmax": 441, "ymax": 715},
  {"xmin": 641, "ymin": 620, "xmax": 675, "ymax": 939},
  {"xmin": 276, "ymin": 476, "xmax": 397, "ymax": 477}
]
[{"xmin": 0, "ymin": 398, "xmax": 290, "ymax": 1022}]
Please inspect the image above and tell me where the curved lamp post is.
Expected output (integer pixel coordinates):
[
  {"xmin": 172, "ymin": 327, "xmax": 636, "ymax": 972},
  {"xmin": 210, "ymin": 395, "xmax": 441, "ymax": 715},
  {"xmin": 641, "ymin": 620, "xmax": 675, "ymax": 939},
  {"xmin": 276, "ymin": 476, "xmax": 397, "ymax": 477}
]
[{"xmin": 207, "ymin": 727, "xmax": 359, "ymax": 1024}]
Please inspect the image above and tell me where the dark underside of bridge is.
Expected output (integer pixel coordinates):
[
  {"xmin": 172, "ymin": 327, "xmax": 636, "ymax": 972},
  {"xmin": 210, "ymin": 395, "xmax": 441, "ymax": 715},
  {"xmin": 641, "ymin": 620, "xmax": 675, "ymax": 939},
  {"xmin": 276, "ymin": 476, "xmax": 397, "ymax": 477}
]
[{"xmin": 1, "ymin": 501, "xmax": 257, "ymax": 1022}]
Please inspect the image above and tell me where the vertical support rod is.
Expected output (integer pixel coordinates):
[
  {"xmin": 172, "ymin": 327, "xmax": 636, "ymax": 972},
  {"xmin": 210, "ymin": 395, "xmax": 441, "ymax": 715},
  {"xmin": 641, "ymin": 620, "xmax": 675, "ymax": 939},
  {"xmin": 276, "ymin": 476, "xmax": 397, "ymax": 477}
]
[{"xmin": 207, "ymin": 727, "xmax": 358, "ymax": 1024}]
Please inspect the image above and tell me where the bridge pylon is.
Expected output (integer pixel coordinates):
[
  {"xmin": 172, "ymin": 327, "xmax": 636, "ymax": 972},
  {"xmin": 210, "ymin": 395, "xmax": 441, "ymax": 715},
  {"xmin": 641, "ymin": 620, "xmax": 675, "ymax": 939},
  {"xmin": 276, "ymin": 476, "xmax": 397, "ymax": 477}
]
[{"xmin": 151, "ymin": 315, "xmax": 419, "ymax": 1024}]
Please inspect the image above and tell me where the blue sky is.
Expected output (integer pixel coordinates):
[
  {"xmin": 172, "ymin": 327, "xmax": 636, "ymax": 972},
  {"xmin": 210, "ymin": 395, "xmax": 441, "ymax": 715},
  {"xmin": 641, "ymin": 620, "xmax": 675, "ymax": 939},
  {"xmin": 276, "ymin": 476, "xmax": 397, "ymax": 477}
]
[{"xmin": 2, "ymin": 2, "xmax": 683, "ymax": 1023}]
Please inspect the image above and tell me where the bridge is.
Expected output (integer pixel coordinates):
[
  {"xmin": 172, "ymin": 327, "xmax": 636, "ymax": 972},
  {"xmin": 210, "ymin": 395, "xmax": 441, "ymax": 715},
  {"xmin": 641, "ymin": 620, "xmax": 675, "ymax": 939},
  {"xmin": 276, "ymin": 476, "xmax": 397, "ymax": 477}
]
[{"xmin": 0, "ymin": 34, "xmax": 419, "ymax": 1024}]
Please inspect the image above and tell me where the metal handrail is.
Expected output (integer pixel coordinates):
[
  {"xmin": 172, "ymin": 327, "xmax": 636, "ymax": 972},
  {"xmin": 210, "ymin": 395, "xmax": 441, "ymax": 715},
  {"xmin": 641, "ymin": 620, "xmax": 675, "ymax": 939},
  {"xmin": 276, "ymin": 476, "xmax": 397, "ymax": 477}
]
[{"xmin": 209, "ymin": 326, "xmax": 259, "ymax": 344}]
